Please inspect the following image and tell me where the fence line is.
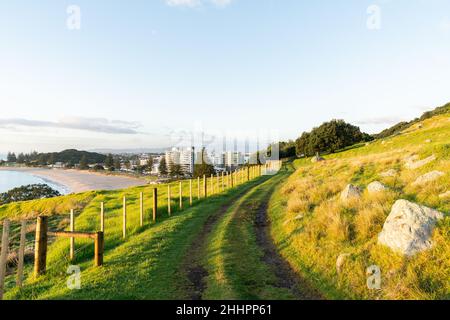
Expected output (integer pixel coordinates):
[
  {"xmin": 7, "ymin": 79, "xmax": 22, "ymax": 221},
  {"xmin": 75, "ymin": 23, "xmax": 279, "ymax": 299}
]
[{"xmin": 0, "ymin": 161, "xmax": 282, "ymax": 299}]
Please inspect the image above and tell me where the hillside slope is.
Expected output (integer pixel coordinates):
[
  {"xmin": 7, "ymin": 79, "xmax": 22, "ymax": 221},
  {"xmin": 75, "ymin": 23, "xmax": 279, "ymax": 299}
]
[{"xmin": 269, "ymin": 113, "xmax": 449, "ymax": 299}]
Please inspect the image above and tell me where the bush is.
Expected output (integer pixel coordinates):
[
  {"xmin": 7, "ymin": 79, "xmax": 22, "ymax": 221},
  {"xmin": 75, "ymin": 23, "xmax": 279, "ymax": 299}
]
[
  {"xmin": 295, "ymin": 120, "xmax": 372, "ymax": 157},
  {"xmin": 0, "ymin": 184, "xmax": 61, "ymax": 205}
]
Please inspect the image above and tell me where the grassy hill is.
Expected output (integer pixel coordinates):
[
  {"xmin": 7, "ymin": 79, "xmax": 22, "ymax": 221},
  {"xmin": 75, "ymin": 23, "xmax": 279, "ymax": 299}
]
[
  {"xmin": 0, "ymin": 171, "xmax": 265, "ymax": 299},
  {"xmin": 268, "ymin": 113, "xmax": 449, "ymax": 299},
  {"xmin": 0, "ymin": 113, "xmax": 448, "ymax": 300}
]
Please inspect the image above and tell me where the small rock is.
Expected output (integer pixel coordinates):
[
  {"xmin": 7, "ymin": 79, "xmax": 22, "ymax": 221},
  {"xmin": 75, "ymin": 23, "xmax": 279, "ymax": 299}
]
[
  {"xmin": 439, "ymin": 191, "xmax": 450, "ymax": 199},
  {"xmin": 336, "ymin": 253, "xmax": 351, "ymax": 274},
  {"xmin": 340, "ymin": 184, "xmax": 362, "ymax": 201},
  {"xmin": 378, "ymin": 200, "xmax": 444, "ymax": 256},
  {"xmin": 380, "ymin": 169, "xmax": 397, "ymax": 178},
  {"xmin": 405, "ymin": 154, "xmax": 436, "ymax": 169},
  {"xmin": 425, "ymin": 139, "xmax": 432, "ymax": 143},
  {"xmin": 311, "ymin": 155, "xmax": 325, "ymax": 163},
  {"xmin": 404, "ymin": 154, "xmax": 419, "ymax": 161},
  {"xmin": 367, "ymin": 181, "xmax": 389, "ymax": 194},
  {"xmin": 283, "ymin": 214, "xmax": 304, "ymax": 226},
  {"xmin": 412, "ymin": 171, "xmax": 445, "ymax": 186}
]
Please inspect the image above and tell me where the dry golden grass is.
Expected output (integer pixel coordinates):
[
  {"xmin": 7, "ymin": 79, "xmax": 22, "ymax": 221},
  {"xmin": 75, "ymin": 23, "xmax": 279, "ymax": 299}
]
[{"xmin": 269, "ymin": 114, "xmax": 450, "ymax": 299}]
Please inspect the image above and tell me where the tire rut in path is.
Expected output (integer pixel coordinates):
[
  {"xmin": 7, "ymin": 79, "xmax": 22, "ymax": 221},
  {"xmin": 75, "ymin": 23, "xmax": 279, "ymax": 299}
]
[
  {"xmin": 255, "ymin": 189, "xmax": 324, "ymax": 300},
  {"xmin": 180, "ymin": 186, "xmax": 257, "ymax": 300}
]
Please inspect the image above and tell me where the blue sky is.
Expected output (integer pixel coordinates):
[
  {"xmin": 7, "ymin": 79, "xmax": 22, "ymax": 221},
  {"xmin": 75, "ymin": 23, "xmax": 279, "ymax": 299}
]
[{"xmin": 1, "ymin": 0, "xmax": 450, "ymax": 153}]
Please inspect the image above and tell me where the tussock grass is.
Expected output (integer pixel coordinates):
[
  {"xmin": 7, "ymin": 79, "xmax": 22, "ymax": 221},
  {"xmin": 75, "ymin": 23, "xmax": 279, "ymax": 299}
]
[{"xmin": 269, "ymin": 113, "xmax": 450, "ymax": 299}]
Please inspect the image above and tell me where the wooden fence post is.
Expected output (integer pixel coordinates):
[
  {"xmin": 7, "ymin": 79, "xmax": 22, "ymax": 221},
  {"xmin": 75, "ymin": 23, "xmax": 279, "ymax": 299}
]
[
  {"xmin": 94, "ymin": 231, "xmax": 104, "ymax": 267},
  {"xmin": 34, "ymin": 216, "xmax": 48, "ymax": 277},
  {"xmin": 179, "ymin": 181, "xmax": 183, "ymax": 210},
  {"xmin": 189, "ymin": 179, "xmax": 193, "ymax": 206},
  {"xmin": 123, "ymin": 196, "xmax": 127, "ymax": 239},
  {"xmin": 140, "ymin": 192, "xmax": 144, "ymax": 227},
  {"xmin": 16, "ymin": 220, "xmax": 26, "ymax": 288},
  {"xmin": 231, "ymin": 171, "xmax": 234, "ymax": 188},
  {"xmin": 216, "ymin": 173, "xmax": 220, "ymax": 193},
  {"xmin": 153, "ymin": 188, "xmax": 157, "ymax": 222},
  {"xmin": 100, "ymin": 202, "xmax": 105, "ymax": 232},
  {"xmin": 167, "ymin": 185, "xmax": 171, "ymax": 216},
  {"xmin": 0, "ymin": 219, "xmax": 10, "ymax": 300},
  {"xmin": 197, "ymin": 177, "xmax": 200, "ymax": 200},
  {"xmin": 221, "ymin": 172, "xmax": 224, "ymax": 192},
  {"xmin": 210, "ymin": 174, "xmax": 214, "ymax": 195},
  {"xmin": 70, "ymin": 209, "xmax": 75, "ymax": 260},
  {"xmin": 203, "ymin": 175, "xmax": 207, "ymax": 198}
]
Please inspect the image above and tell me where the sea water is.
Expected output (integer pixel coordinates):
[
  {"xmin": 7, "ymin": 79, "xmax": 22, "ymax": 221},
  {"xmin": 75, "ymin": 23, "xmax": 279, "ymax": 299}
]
[{"xmin": 0, "ymin": 170, "xmax": 68, "ymax": 194}]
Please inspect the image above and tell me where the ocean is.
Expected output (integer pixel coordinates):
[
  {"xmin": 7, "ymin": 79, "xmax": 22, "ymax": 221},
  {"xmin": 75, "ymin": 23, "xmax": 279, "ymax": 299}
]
[{"xmin": 0, "ymin": 170, "xmax": 68, "ymax": 194}]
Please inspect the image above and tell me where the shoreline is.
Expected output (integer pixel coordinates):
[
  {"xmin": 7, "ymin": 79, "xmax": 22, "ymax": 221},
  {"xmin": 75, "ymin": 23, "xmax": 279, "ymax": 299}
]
[{"xmin": 0, "ymin": 167, "xmax": 148, "ymax": 194}]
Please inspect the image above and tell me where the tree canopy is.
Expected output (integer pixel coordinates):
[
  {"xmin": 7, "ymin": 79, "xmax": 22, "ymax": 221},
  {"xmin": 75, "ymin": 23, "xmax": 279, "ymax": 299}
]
[
  {"xmin": 295, "ymin": 119, "xmax": 372, "ymax": 157},
  {"xmin": 0, "ymin": 184, "xmax": 61, "ymax": 205}
]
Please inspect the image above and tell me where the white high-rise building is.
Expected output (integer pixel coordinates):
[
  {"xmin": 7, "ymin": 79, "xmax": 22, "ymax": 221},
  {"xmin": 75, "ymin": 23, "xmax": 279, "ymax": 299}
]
[
  {"xmin": 165, "ymin": 147, "xmax": 195, "ymax": 175},
  {"xmin": 224, "ymin": 151, "xmax": 244, "ymax": 168}
]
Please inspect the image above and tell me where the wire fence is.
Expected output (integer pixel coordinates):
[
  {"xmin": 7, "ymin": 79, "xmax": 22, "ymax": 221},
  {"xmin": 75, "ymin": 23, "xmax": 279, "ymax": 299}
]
[{"xmin": 0, "ymin": 161, "xmax": 282, "ymax": 299}]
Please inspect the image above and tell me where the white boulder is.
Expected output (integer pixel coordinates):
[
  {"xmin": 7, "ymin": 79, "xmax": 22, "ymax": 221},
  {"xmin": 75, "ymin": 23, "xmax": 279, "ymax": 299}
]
[
  {"xmin": 439, "ymin": 191, "xmax": 450, "ymax": 199},
  {"xmin": 378, "ymin": 200, "xmax": 444, "ymax": 256},
  {"xmin": 336, "ymin": 253, "xmax": 351, "ymax": 274},
  {"xmin": 412, "ymin": 171, "xmax": 445, "ymax": 186},
  {"xmin": 367, "ymin": 181, "xmax": 389, "ymax": 194},
  {"xmin": 405, "ymin": 154, "xmax": 436, "ymax": 170},
  {"xmin": 340, "ymin": 184, "xmax": 362, "ymax": 201}
]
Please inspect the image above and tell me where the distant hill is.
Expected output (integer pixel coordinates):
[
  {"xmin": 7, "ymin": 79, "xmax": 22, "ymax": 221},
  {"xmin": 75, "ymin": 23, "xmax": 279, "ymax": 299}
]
[
  {"xmin": 374, "ymin": 102, "xmax": 450, "ymax": 139},
  {"xmin": 12, "ymin": 149, "xmax": 107, "ymax": 166},
  {"xmin": 43, "ymin": 149, "xmax": 106, "ymax": 164}
]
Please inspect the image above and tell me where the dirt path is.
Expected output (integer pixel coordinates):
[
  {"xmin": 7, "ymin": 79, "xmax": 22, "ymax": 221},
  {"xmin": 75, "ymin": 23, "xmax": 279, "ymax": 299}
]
[
  {"xmin": 255, "ymin": 192, "xmax": 324, "ymax": 300},
  {"xmin": 179, "ymin": 182, "xmax": 262, "ymax": 300}
]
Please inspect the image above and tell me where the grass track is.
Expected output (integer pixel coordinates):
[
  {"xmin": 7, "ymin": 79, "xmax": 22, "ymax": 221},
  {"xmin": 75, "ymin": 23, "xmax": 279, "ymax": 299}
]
[{"xmin": 202, "ymin": 164, "xmax": 320, "ymax": 299}]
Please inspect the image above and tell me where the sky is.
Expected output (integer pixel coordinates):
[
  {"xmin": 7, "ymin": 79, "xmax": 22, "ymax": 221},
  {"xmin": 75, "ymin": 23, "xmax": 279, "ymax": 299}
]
[{"xmin": 1, "ymin": 0, "xmax": 450, "ymax": 153}]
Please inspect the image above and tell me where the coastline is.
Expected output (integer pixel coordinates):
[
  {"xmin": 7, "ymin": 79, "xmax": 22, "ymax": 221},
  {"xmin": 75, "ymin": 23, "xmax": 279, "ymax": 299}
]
[{"xmin": 0, "ymin": 167, "xmax": 148, "ymax": 194}]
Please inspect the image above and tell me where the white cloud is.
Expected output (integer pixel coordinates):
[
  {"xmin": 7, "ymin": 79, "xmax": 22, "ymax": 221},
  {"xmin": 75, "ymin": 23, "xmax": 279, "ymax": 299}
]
[
  {"xmin": 0, "ymin": 117, "xmax": 142, "ymax": 134},
  {"xmin": 165, "ymin": 0, "xmax": 233, "ymax": 8}
]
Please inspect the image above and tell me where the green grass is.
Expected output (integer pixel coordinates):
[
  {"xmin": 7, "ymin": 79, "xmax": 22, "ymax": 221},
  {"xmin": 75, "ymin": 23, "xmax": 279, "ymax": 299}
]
[
  {"xmin": 1, "ymin": 171, "xmax": 260, "ymax": 299},
  {"xmin": 202, "ymin": 166, "xmax": 297, "ymax": 300}
]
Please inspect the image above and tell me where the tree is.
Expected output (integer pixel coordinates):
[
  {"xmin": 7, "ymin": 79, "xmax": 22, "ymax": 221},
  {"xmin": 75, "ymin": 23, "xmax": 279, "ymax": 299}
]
[
  {"xmin": 79, "ymin": 155, "xmax": 88, "ymax": 170},
  {"xmin": 295, "ymin": 120, "xmax": 370, "ymax": 157},
  {"xmin": 159, "ymin": 157, "xmax": 168, "ymax": 175},
  {"xmin": 17, "ymin": 153, "xmax": 25, "ymax": 164},
  {"xmin": 105, "ymin": 154, "xmax": 114, "ymax": 169},
  {"xmin": 170, "ymin": 164, "xmax": 183, "ymax": 177},
  {"xmin": 0, "ymin": 184, "xmax": 61, "ymax": 205},
  {"xmin": 48, "ymin": 153, "xmax": 55, "ymax": 165},
  {"xmin": 114, "ymin": 158, "xmax": 121, "ymax": 171},
  {"xmin": 193, "ymin": 148, "xmax": 215, "ymax": 178},
  {"xmin": 7, "ymin": 152, "xmax": 17, "ymax": 163}
]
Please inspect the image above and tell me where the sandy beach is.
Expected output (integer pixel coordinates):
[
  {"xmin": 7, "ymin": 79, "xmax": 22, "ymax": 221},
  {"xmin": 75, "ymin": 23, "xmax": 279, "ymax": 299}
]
[{"xmin": 0, "ymin": 167, "xmax": 148, "ymax": 193}]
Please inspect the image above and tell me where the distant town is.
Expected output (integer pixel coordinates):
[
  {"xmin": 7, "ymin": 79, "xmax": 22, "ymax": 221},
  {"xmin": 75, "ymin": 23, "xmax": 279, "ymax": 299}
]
[{"xmin": 0, "ymin": 147, "xmax": 267, "ymax": 179}]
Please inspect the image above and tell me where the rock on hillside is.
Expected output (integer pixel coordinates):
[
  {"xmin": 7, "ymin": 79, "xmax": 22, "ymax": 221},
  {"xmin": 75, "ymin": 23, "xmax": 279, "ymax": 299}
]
[
  {"xmin": 311, "ymin": 155, "xmax": 325, "ymax": 163},
  {"xmin": 405, "ymin": 154, "xmax": 436, "ymax": 169},
  {"xmin": 340, "ymin": 184, "xmax": 362, "ymax": 201},
  {"xmin": 439, "ymin": 191, "xmax": 450, "ymax": 199},
  {"xmin": 378, "ymin": 200, "xmax": 444, "ymax": 256},
  {"xmin": 367, "ymin": 181, "xmax": 388, "ymax": 194},
  {"xmin": 380, "ymin": 169, "xmax": 397, "ymax": 178},
  {"xmin": 412, "ymin": 171, "xmax": 445, "ymax": 186}
]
